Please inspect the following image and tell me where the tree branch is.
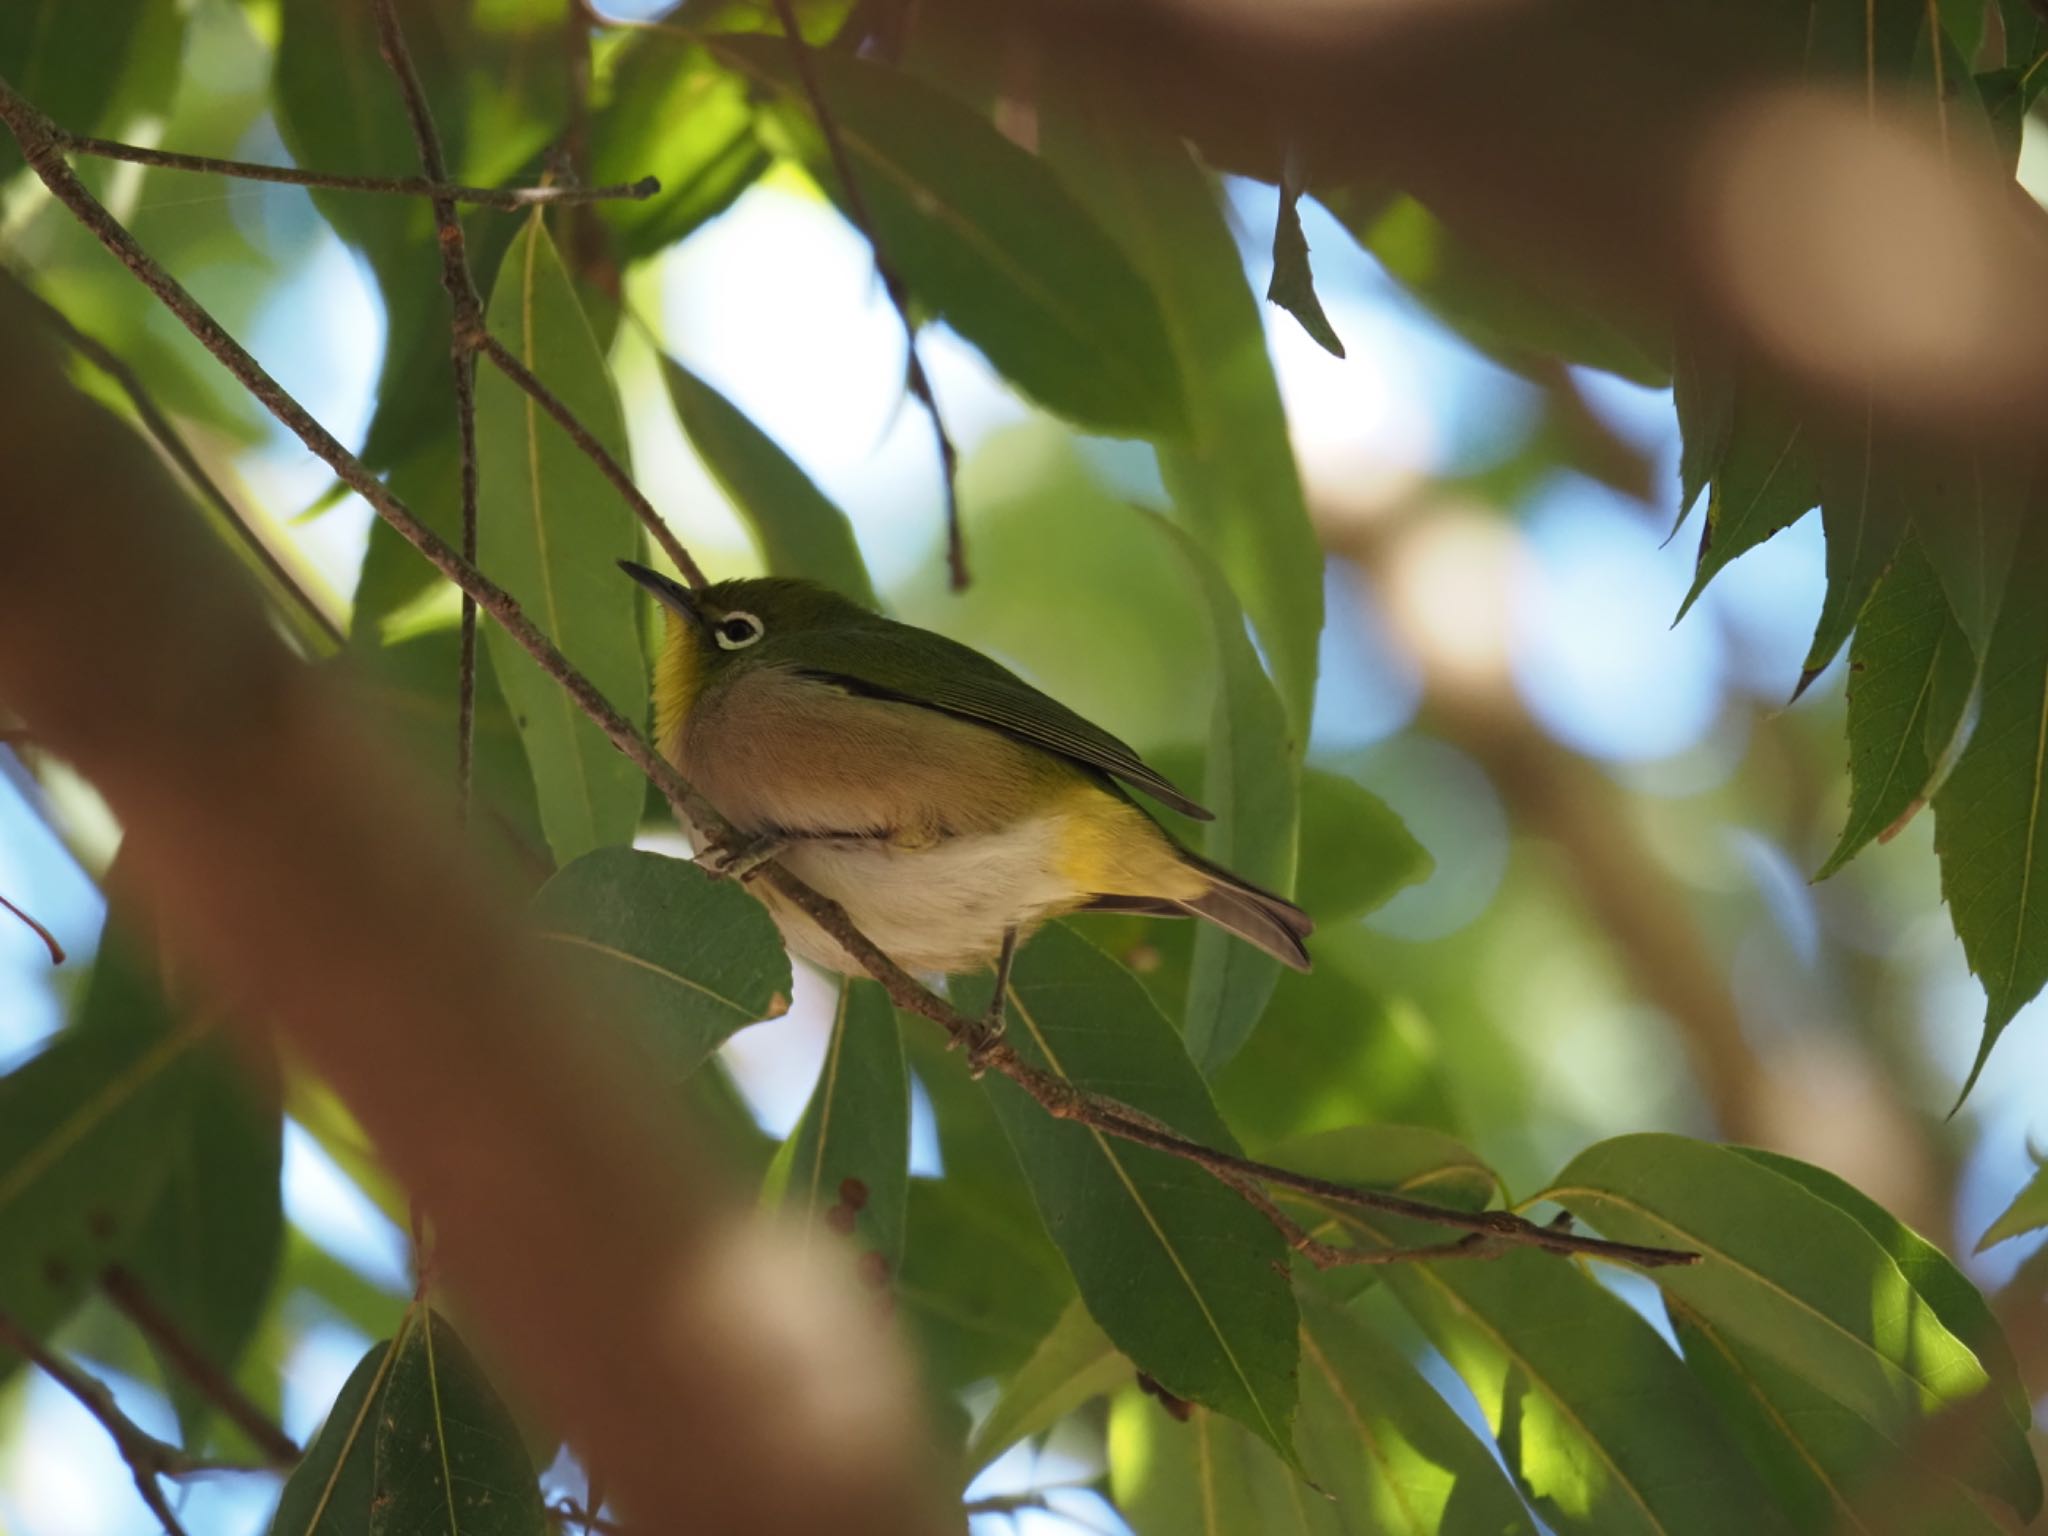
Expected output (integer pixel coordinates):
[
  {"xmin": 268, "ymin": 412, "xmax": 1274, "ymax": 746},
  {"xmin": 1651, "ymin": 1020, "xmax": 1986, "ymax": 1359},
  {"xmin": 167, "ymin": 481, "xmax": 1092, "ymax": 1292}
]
[
  {"xmin": 61, "ymin": 131, "xmax": 658, "ymax": 206},
  {"xmin": 101, "ymin": 1266, "xmax": 300, "ymax": 1468},
  {"xmin": 0, "ymin": 890, "xmax": 65, "ymax": 963}
]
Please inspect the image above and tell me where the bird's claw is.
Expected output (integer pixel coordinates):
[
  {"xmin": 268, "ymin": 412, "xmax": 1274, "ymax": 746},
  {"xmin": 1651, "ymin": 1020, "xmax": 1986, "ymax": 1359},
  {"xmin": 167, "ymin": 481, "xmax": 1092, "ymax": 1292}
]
[{"xmin": 695, "ymin": 834, "xmax": 784, "ymax": 882}]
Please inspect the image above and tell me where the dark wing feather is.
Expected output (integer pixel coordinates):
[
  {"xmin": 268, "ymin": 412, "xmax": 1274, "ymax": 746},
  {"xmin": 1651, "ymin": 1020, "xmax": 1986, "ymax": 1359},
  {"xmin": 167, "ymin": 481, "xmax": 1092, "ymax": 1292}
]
[{"xmin": 777, "ymin": 622, "xmax": 1213, "ymax": 820}]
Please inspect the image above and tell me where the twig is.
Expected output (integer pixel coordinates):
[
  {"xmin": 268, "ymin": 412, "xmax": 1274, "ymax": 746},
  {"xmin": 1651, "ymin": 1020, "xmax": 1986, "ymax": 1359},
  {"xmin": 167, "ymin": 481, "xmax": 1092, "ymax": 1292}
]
[
  {"xmin": 474, "ymin": 332, "xmax": 707, "ymax": 587},
  {"xmin": 550, "ymin": 1500, "xmax": 630, "ymax": 1534},
  {"xmin": 370, "ymin": 0, "xmax": 484, "ymax": 819},
  {"xmin": 1, "ymin": 890, "xmax": 64, "ymax": 963},
  {"xmin": 101, "ymin": 1266, "xmax": 300, "ymax": 1467},
  {"xmin": 0, "ymin": 70, "xmax": 1695, "ymax": 1279},
  {"xmin": 7, "ymin": 270, "xmax": 345, "ymax": 654},
  {"xmin": 760, "ymin": 0, "xmax": 966, "ymax": 590},
  {"xmin": 62, "ymin": 132, "xmax": 657, "ymax": 206}
]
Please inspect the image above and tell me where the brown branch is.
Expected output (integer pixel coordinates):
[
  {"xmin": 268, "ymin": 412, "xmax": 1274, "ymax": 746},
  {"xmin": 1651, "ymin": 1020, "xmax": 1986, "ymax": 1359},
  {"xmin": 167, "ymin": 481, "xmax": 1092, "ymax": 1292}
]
[
  {"xmin": 759, "ymin": 0, "xmax": 967, "ymax": 590},
  {"xmin": 370, "ymin": 0, "xmax": 484, "ymax": 818},
  {"xmin": 473, "ymin": 332, "xmax": 707, "ymax": 588},
  {"xmin": 0, "ymin": 890, "xmax": 64, "ymax": 963},
  {"xmin": 101, "ymin": 1266, "xmax": 300, "ymax": 1468},
  {"xmin": 61, "ymin": 131, "xmax": 657, "ymax": 206},
  {"xmin": 0, "ymin": 67, "xmax": 1694, "ymax": 1284}
]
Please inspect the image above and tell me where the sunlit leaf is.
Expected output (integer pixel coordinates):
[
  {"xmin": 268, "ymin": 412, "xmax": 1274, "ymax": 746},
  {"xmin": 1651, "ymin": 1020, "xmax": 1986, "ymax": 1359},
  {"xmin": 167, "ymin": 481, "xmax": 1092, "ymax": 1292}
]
[
  {"xmin": 962, "ymin": 1297, "xmax": 1125, "ymax": 1482},
  {"xmin": 659, "ymin": 353, "xmax": 876, "ymax": 604},
  {"xmin": 776, "ymin": 979, "xmax": 907, "ymax": 1267},
  {"xmin": 1976, "ymin": 1160, "xmax": 2048, "ymax": 1252},
  {"xmin": 475, "ymin": 215, "xmax": 649, "ymax": 865},
  {"xmin": 965, "ymin": 924, "xmax": 1300, "ymax": 1462},
  {"xmin": 716, "ymin": 35, "xmax": 1188, "ymax": 438},
  {"xmin": 530, "ymin": 848, "xmax": 792, "ymax": 1079},
  {"xmin": 1267, "ymin": 181, "xmax": 1345, "ymax": 359}
]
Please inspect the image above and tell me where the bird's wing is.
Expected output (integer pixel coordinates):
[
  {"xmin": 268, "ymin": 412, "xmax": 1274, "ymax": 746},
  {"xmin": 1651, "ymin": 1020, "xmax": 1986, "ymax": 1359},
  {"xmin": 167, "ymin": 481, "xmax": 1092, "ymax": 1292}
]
[{"xmin": 779, "ymin": 624, "xmax": 1214, "ymax": 821}]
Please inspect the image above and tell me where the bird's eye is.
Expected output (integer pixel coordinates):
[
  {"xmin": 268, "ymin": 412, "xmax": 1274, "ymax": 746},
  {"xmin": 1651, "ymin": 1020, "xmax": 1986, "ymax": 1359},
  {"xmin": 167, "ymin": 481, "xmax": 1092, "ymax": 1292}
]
[{"xmin": 714, "ymin": 611, "xmax": 764, "ymax": 650}]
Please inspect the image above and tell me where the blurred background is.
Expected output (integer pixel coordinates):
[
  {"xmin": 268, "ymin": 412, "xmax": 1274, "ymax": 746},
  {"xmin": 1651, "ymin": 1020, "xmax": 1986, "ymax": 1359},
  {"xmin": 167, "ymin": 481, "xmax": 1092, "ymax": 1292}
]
[{"xmin": 4, "ymin": 1, "xmax": 2048, "ymax": 1530}]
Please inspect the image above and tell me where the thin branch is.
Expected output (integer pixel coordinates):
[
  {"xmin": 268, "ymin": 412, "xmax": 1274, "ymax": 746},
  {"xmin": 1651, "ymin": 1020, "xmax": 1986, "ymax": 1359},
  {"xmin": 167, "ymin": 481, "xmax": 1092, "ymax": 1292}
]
[
  {"xmin": 759, "ymin": 0, "xmax": 967, "ymax": 590},
  {"xmin": 0, "ymin": 70, "xmax": 1694, "ymax": 1279},
  {"xmin": 7, "ymin": 269, "xmax": 345, "ymax": 654},
  {"xmin": 550, "ymin": 1500, "xmax": 630, "ymax": 1535},
  {"xmin": 474, "ymin": 332, "xmax": 707, "ymax": 588},
  {"xmin": 62, "ymin": 132, "xmax": 657, "ymax": 206},
  {"xmin": 370, "ymin": 0, "xmax": 484, "ymax": 819},
  {"xmin": 1, "ymin": 890, "xmax": 64, "ymax": 963},
  {"xmin": 101, "ymin": 1266, "xmax": 300, "ymax": 1468}
]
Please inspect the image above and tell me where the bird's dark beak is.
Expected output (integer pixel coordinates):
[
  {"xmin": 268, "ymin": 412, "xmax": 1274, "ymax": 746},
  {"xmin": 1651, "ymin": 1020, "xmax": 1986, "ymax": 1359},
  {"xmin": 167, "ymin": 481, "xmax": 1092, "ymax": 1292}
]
[{"xmin": 619, "ymin": 560, "xmax": 706, "ymax": 633}]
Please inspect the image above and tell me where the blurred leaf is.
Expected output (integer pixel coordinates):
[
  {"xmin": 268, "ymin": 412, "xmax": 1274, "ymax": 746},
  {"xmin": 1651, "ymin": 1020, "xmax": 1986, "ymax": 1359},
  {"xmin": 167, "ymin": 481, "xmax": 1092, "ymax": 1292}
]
[
  {"xmin": 1322, "ymin": 189, "xmax": 1669, "ymax": 387},
  {"xmin": 1801, "ymin": 423, "xmax": 1914, "ymax": 693},
  {"xmin": 126, "ymin": 1037, "xmax": 284, "ymax": 1448},
  {"xmin": 476, "ymin": 215, "xmax": 649, "ymax": 865},
  {"xmin": 898, "ymin": 1174, "xmax": 1071, "ymax": 1393},
  {"xmin": 965, "ymin": 923, "xmax": 1300, "ymax": 1462},
  {"xmin": 1976, "ymin": 1160, "xmax": 2048, "ymax": 1251},
  {"xmin": 718, "ymin": 36, "xmax": 1188, "ymax": 438},
  {"xmin": 659, "ymin": 353, "xmax": 877, "ymax": 604},
  {"xmin": 1267, "ymin": 181, "xmax": 1345, "ymax": 359},
  {"xmin": 962, "ymin": 1297, "xmax": 1125, "ymax": 1482},
  {"xmin": 1999, "ymin": 0, "xmax": 2048, "ymax": 65},
  {"xmin": 1162, "ymin": 518, "xmax": 1299, "ymax": 1075},
  {"xmin": 1677, "ymin": 390, "xmax": 1819, "ymax": 621},
  {"xmin": 0, "ymin": 0, "xmax": 153, "ymax": 175},
  {"xmin": 1295, "ymin": 768, "xmax": 1432, "ymax": 925},
  {"xmin": 1915, "ymin": 449, "xmax": 2026, "ymax": 659},
  {"xmin": 591, "ymin": 33, "xmax": 769, "ymax": 261},
  {"xmin": 1543, "ymin": 1135, "xmax": 2035, "ymax": 1515},
  {"xmin": 269, "ymin": 1329, "xmax": 397, "ymax": 1536},
  {"xmin": 1672, "ymin": 328, "xmax": 1736, "ymax": 523},
  {"xmin": 777, "ymin": 979, "xmax": 907, "ymax": 1267},
  {"xmin": 1933, "ymin": 504, "xmax": 2048, "ymax": 1097},
  {"xmin": 0, "ymin": 934, "xmax": 199, "ymax": 1380},
  {"xmin": 1815, "ymin": 534, "xmax": 1974, "ymax": 878},
  {"xmin": 1046, "ymin": 105, "xmax": 1322, "ymax": 740},
  {"xmin": 350, "ymin": 435, "xmax": 461, "ymax": 641},
  {"xmin": 530, "ymin": 848, "xmax": 792, "ymax": 1079},
  {"xmin": 371, "ymin": 1309, "xmax": 548, "ymax": 1535}
]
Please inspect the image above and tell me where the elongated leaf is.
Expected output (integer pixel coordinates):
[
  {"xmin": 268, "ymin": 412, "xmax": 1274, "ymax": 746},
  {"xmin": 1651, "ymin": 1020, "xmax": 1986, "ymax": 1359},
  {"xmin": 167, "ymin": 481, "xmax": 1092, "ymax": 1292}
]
[
  {"xmin": 0, "ymin": 0, "xmax": 153, "ymax": 175},
  {"xmin": 1673, "ymin": 329, "xmax": 1736, "ymax": 522},
  {"xmin": 1268, "ymin": 182, "xmax": 1345, "ymax": 358},
  {"xmin": 1159, "ymin": 519, "xmax": 1299, "ymax": 1075},
  {"xmin": 1816, "ymin": 534, "xmax": 1974, "ymax": 877},
  {"xmin": 1543, "ymin": 1135, "xmax": 2034, "ymax": 1516},
  {"xmin": 530, "ymin": 848, "xmax": 792, "ymax": 1078},
  {"xmin": 1976, "ymin": 1162, "xmax": 2048, "ymax": 1252},
  {"xmin": 780, "ymin": 979, "xmax": 907, "ymax": 1266},
  {"xmin": 1917, "ymin": 452, "xmax": 2026, "ymax": 659},
  {"xmin": 591, "ymin": 32, "xmax": 769, "ymax": 261},
  {"xmin": 898, "ymin": 1175, "xmax": 1072, "ymax": 1394},
  {"xmin": 659, "ymin": 354, "xmax": 876, "ymax": 604},
  {"xmin": 1800, "ymin": 419, "xmax": 1913, "ymax": 693},
  {"xmin": 371, "ymin": 1309, "xmax": 548, "ymax": 1535},
  {"xmin": 1677, "ymin": 392, "xmax": 1819, "ymax": 621},
  {"xmin": 715, "ymin": 35, "xmax": 1187, "ymax": 438},
  {"xmin": 1932, "ymin": 505, "xmax": 2048, "ymax": 1095},
  {"xmin": 268, "ymin": 1329, "xmax": 402, "ymax": 1536},
  {"xmin": 1111, "ymin": 1391, "xmax": 1335, "ymax": 1535},
  {"xmin": 1046, "ymin": 99, "xmax": 1321, "ymax": 742},
  {"xmin": 963, "ymin": 1297, "xmax": 1125, "ymax": 1481},
  {"xmin": 1293, "ymin": 769, "xmax": 1431, "ymax": 926},
  {"xmin": 0, "ymin": 939, "xmax": 200, "ymax": 1379},
  {"xmin": 476, "ymin": 215, "xmax": 649, "ymax": 866},
  {"xmin": 966, "ymin": 924, "xmax": 1300, "ymax": 1462}
]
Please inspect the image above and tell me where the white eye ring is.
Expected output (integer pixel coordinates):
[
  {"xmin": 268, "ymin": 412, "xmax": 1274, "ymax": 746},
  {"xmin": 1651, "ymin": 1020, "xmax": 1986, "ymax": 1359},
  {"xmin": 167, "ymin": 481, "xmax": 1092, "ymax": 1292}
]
[{"xmin": 713, "ymin": 610, "xmax": 764, "ymax": 650}]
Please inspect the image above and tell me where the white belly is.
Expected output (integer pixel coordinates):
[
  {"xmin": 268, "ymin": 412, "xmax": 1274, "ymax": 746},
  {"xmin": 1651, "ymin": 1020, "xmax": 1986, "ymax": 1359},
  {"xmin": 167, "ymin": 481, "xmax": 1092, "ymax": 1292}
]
[{"xmin": 758, "ymin": 815, "xmax": 1079, "ymax": 977}]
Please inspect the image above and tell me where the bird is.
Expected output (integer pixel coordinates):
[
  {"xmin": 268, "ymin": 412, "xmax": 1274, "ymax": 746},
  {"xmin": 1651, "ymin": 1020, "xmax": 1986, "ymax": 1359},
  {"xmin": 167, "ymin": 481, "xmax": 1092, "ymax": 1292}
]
[{"xmin": 621, "ymin": 561, "xmax": 1312, "ymax": 997}]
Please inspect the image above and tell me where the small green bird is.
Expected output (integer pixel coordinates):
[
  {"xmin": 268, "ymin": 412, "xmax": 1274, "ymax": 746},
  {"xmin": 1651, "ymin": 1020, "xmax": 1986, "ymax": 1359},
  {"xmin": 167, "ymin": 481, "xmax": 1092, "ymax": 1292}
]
[{"xmin": 621, "ymin": 562, "xmax": 1311, "ymax": 988}]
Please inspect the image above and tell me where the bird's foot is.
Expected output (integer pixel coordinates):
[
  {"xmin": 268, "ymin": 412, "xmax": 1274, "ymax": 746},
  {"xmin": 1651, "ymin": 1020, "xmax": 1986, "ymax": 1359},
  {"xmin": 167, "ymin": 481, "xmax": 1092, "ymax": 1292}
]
[
  {"xmin": 695, "ymin": 833, "xmax": 785, "ymax": 882},
  {"xmin": 962, "ymin": 927, "xmax": 1019, "ymax": 1080}
]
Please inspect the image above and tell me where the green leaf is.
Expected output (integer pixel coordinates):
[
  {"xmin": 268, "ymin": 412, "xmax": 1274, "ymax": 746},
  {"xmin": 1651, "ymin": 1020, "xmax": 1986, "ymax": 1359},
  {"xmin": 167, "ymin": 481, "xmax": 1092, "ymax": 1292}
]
[
  {"xmin": 1542, "ymin": 1134, "xmax": 2035, "ymax": 1515},
  {"xmin": 897, "ymin": 1174, "xmax": 1072, "ymax": 1394},
  {"xmin": 0, "ymin": 937, "xmax": 200, "ymax": 1379},
  {"xmin": 966, "ymin": 924, "xmax": 1300, "ymax": 1462},
  {"xmin": 1267, "ymin": 182, "xmax": 1345, "ymax": 359},
  {"xmin": 1915, "ymin": 449, "xmax": 2027, "ymax": 660},
  {"xmin": 779, "ymin": 979, "xmax": 907, "ymax": 1267},
  {"xmin": 1045, "ymin": 104, "xmax": 1321, "ymax": 742},
  {"xmin": 1677, "ymin": 392, "xmax": 1819, "ymax": 622},
  {"xmin": 1932, "ymin": 503, "xmax": 2048, "ymax": 1095},
  {"xmin": 371, "ymin": 1309, "xmax": 548, "ymax": 1535},
  {"xmin": 0, "ymin": 0, "xmax": 153, "ymax": 176},
  {"xmin": 530, "ymin": 848, "xmax": 792, "ymax": 1079},
  {"xmin": 269, "ymin": 1330, "xmax": 400, "ymax": 1536},
  {"xmin": 1672, "ymin": 325, "xmax": 1736, "ymax": 527},
  {"xmin": 714, "ymin": 35, "xmax": 1188, "ymax": 439},
  {"xmin": 659, "ymin": 353, "xmax": 877, "ymax": 604},
  {"xmin": 1977, "ymin": 1160, "xmax": 2048, "ymax": 1251},
  {"xmin": 1799, "ymin": 419, "xmax": 1914, "ymax": 694},
  {"xmin": 962, "ymin": 1297, "xmax": 1126, "ymax": 1482},
  {"xmin": 1110, "ymin": 1391, "xmax": 1330, "ymax": 1535},
  {"xmin": 1815, "ymin": 533, "xmax": 1974, "ymax": 878},
  {"xmin": 476, "ymin": 215, "xmax": 650, "ymax": 866},
  {"xmin": 1158, "ymin": 518, "xmax": 1299, "ymax": 1075},
  {"xmin": 125, "ymin": 1037, "xmax": 284, "ymax": 1447},
  {"xmin": 1294, "ymin": 769, "xmax": 1431, "ymax": 925},
  {"xmin": 591, "ymin": 33, "xmax": 769, "ymax": 261}
]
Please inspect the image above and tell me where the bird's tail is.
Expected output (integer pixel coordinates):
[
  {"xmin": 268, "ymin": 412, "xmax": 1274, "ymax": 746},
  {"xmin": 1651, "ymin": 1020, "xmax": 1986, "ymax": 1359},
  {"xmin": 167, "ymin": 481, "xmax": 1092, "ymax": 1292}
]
[{"xmin": 1177, "ymin": 856, "xmax": 1314, "ymax": 972}]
